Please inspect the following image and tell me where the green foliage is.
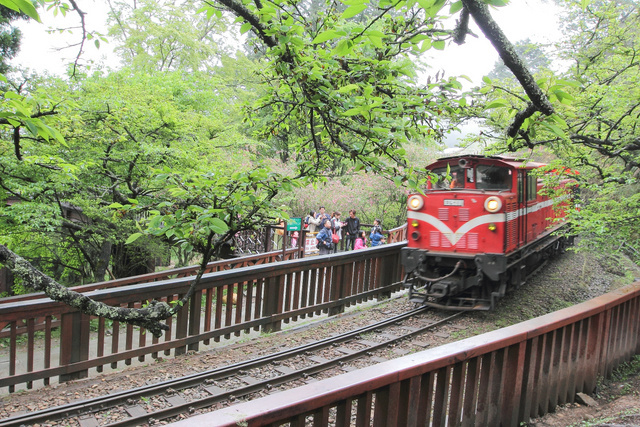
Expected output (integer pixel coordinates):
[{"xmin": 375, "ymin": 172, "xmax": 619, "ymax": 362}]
[
  {"xmin": 131, "ymin": 164, "xmax": 288, "ymax": 258},
  {"xmin": 0, "ymin": 64, "xmax": 264, "ymax": 285},
  {"xmin": 0, "ymin": 0, "xmax": 39, "ymax": 22},
  {"xmin": 221, "ymin": 0, "xmax": 473, "ymax": 186},
  {"xmin": 569, "ymin": 181, "xmax": 640, "ymax": 265},
  {"xmin": 107, "ymin": 0, "xmax": 232, "ymax": 73}
]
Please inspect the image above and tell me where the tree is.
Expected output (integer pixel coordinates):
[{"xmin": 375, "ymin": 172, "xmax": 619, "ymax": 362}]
[
  {"xmin": 473, "ymin": 0, "xmax": 640, "ymax": 264},
  {"xmin": 107, "ymin": 0, "xmax": 232, "ymax": 72},
  {"xmin": 0, "ymin": 5, "xmax": 27, "ymax": 74},
  {"xmin": 0, "ymin": 0, "xmax": 566, "ymax": 336}
]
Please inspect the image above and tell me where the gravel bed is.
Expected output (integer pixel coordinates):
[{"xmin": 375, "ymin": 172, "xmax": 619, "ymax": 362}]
[{"xmin": 1, "ymin": 248, "xmax": 639, "ymax": 426}]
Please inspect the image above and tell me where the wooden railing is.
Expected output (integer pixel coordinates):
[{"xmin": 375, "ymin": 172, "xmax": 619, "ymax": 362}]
[
  {"xmin": 0, "ymin": 242, "xmax": 406, "ymax": 393},
  {"xmin": 0, "ymin": 223, "xmax": 407, "ymax": 307},
  {"xmin": 0, "ymin": 246, "xmax": 306, "ymax": 307},
  {"xmin": 182, "ymin": 280, "xmax": 640, "ymax": 427}
]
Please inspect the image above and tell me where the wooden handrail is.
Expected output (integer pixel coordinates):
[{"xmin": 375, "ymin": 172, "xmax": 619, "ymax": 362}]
[{"xmin": 175, "ymin": 280, "xmax": 640, "ymax": 427}]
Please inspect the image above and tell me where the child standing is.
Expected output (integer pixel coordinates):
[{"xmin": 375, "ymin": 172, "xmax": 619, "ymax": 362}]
[{"xmin": 354, "ymin": 230, "xmax": 367, "ymax": 250}]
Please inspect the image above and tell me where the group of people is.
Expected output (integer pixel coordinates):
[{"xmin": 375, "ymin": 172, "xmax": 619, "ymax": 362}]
[{"xmin": 304, "ymin": 207, "xmax": 386, "ymax": 255}]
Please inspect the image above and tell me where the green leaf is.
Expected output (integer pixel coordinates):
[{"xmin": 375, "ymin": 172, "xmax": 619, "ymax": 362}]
[
  {"xmin": 332, "ymin": 39, "xmax": 354, "ymax": 55},
  {"xmin": 1, "ymin": 0, "xmax": 41, "ymax": 22},
  {"xmin": 485, "ymin": 99, "xmax": 510, "ymax": 109},
  {"xmin": 125, "ymin": 233, "xmax": 143, "ymax": 245},
  {"xmin": 554, "ymin": 90, "xmax": 575, "ymax": 105},
  {"xmin": 556, "ymin": 79, "xmax": 581, "ymax": 88},
  {"xmin": 449, "ymin": 1, "xmax": 463, "ymax": 14},
  {"xmin": 313, "ymin": 30, "xmax": 340, "ymax": 44},
  {"xmin": 482, "ymin": 76, "xmax": 492, "ymax": 85},
  {"xmin": 484, "ymin": 0, "xmax": 509, "ymax": 6},
  {"xmin": 341, "ymin": 4, "xmax": 367, "ymax": 19},
  {"xmin": 432, "ymin": 40, "xmax": 445, "ymax": 50},
  {"xmin": 342, "ymin": 107, "xmax": 363, "ymax": 116},
  {"xmin": 337, "ymin": 84, "xmax": 360, "ymax": 93},
  {"xmin": 24, "ymin": 120, "xmax": 38, "ymax": 137},
  {"xmin": 240, "ymin": 22, "xmax": 253, "ymax": 34},
  {"xmin": 209, "ymin": 218, "xmax": 229, "ymax": 234},
  {"xmin": 541, "ymin": 121, "xmax": 566, "ymax": 138},
  {"xmin": 368, "ymin": 35, "xmax": 384, "ymax": 49},
  {"xmin": 108, "ymin": 203, "xmax": 124, "ymax": 208},
  {"xmin": 417, "ymin": 0, "xmax": 435, "ymax": 10},
  {"xmin": 197, "ymin": 5, "xmax": 222, "ymax": 19}
]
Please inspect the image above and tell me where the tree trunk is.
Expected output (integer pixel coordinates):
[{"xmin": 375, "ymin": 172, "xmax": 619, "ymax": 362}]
[
  {"xmin": 94, "ymin": 240, "xmax": 112, "ymax": 282},
  {"xmin": 111, "ymin": 242, "xmax": 154, "ymax": 278}
]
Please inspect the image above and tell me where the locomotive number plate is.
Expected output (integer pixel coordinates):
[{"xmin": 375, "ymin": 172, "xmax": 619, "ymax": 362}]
[{"xmin": 444, "ymin": 199, "xmax": 464, "ymax": 206}]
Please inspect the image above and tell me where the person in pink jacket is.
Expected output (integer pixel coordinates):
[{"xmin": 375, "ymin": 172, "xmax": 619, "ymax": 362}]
[{"xmin": 354, "ymin": 231, "xmax": 367, "ymax": 250}]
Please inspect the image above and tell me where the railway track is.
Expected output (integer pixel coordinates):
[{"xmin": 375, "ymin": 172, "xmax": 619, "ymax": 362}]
[{"xmin": 1, "ymin": 307, "xmax": 465, "ymax": 426}]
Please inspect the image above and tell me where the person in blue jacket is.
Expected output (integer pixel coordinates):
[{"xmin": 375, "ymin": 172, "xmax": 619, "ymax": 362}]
[
  {"xmin": 370, "ymin": 227, "xmax": 385, "ymax": 247},
  {"xmin": 316, "ymin": 220, "xmax": 333, "ymax": 255}
]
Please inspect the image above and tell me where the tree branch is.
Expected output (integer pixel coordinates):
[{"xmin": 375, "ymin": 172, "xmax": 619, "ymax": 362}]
[
  {"xmin": 461, "ymin": 0, "xmax": 554, "ymax": 136},
  {"xmin": 211, "ymin": 0, "xmax": 277, "ymax": 48},
  {"xmin": 0, "ymin": 244, "xmax": 193, "ymax": 338}
]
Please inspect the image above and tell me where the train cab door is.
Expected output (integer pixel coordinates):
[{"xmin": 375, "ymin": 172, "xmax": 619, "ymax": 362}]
[{"xmin": 517, "ymin": 170, "xmax": 528, "ymax": 246}]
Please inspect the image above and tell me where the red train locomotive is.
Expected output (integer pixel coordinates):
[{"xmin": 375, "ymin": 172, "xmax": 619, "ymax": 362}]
[{"xmin": 402, "ymin": 155, "xmax": 576, "ymax": 310}]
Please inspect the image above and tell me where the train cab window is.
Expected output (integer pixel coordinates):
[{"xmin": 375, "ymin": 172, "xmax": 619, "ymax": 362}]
[
  {"xmin": 476, "ymin": 165, "xmax": 512, "ymax": 191},
  {"xmin": 431, "ymin": 166, "xmax": 468, "ymax": 189}
]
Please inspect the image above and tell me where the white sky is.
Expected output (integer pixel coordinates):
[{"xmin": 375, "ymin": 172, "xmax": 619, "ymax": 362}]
[
  {"xmin": 427, "ymin": 0, "xmax": 563, "ymax": 83},
  {"xmin": 14, "ymin": 0, "xmax": 562, "ymax": 80}
]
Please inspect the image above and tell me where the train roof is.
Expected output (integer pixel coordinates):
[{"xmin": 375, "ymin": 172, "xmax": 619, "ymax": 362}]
[{"xmin": 432, "ymin": 154, "xmax": 546, "ymax": 170}]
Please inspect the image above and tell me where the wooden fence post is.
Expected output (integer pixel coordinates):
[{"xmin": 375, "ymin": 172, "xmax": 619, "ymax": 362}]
[
  {"xmin": 379, "ymin": 255, "xmax": 394, "ymax": 299},
  {"xmin": 59, "ymin": 311, "xmax": 90, "ymax": 382},
  {"xmin": 265, "ymin": 225, "xmax": 273, "ymax": 253},
  {"xmin": 328, "ymin": 264, "xmax": 344, "ymax": 316},
  {"xmin": 188, "ymin": 290, "xmax": 202, "ymax": 352},
  {"xmin": 175, "ymin": 293, "xmax": 188, "ymax": 356},
  {"xmin": 261, "ymin": 275, "xmax": 283, "ymax": 333}
]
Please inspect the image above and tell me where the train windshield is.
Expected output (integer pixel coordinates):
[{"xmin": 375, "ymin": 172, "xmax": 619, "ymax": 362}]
[
  {"xmin": 431, "ymin": 166, "xmax": 470, "ymax": 189},
  {"xmin": 430, "ymin": 164, "xmax": 512, "ymax": 190},
  {"xmin": 476, "ymin": 165, "xmax": 512, "ymax": 190}
]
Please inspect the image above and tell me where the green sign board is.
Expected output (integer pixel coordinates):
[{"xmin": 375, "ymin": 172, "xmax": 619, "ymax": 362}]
[{"xmin": 287, "ymin": 218, "xmax": 302, "ymax": 231}]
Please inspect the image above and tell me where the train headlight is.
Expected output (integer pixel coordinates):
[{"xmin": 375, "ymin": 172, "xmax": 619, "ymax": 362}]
[
  {"xmin": 488, "ymin": 223, "xmax": 497, "ymax": 232},
  {"xmin": 408, "ymin": 195, "xmax": 424, "ymax": 211},
  {"xmin": 484, "ymin": 196, "xmax": 502, "ymax": 213},
  {"xmin": 411, "ymin": 220, "xmax": 419, "ymax": 228}
]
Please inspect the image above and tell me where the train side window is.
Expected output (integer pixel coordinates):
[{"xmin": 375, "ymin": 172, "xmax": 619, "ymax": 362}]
[
  {"xmin": 527, "ymin": 176, "xmax": 537, "ymax": 201},
  {"xmin": 518, "ymin": 172, "xmax": 525, "ymax": 203},
  {"xmin": 476, "ymin": 165, "xmax": 512, "ymax": 190}
]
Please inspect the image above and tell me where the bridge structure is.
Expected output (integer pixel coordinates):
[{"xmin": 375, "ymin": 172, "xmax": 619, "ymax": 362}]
[
  {"xmin": 1, "ymin": 223, "xmax": 639, "ymax": 426},
  {"xmin": 0, "ymin": 224, "xmax": 408, "ymax": 393}
]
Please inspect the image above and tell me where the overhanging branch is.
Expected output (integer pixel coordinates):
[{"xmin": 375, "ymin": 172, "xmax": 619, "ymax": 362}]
[
  {"xmin": 1, "ymin": 244, "xmax": 176, "ymax": 337},
  {"xmin": 461, "ymin": 0, "xmax": 555, "ymax": 136}
]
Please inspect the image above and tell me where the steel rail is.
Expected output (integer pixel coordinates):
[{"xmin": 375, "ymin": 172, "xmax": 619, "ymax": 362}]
[
  {"xmin": 107, "ymin": 309, "xmax": 465, "ymax": 427},
  {"xmin": 1, "ymin": 301, "xmax": 439, "ymax": 426}
]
